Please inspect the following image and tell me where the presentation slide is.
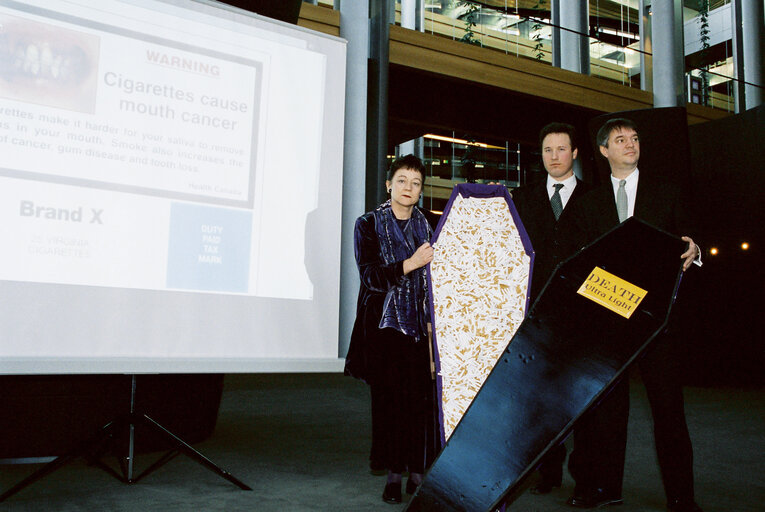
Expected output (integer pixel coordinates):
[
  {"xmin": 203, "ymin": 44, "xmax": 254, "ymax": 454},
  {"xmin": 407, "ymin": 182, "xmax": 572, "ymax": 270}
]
[{"xmin": 0, "ymin": 0, "xmax": 347, "ymax": 374}]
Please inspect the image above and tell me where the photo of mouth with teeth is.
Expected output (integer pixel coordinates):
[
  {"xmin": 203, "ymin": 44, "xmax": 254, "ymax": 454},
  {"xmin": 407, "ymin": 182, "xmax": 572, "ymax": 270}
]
[{"xmin": 0, "ymin": 14, "xmax": 99, "ymax": 113}]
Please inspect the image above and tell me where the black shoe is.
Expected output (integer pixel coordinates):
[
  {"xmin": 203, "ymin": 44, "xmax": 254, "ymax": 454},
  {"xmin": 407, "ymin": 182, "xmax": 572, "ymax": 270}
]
[
  {"xmin": 406, "ymin": 478, "xmax": 420, "ymax": 495},
  {"xmin": 382, "ymin": 481, "xmax": 402, "ymax": 504},
  {"xmin": 667, "ymin": 498, "xmax": 702, "ymax": 512},
  {"xmin": 530, "ymin": 474, "xmax": 562, "ymax": 494},
  {"xmin": 567, "ymin": 487, "xmax": 623, "ymax": 508}
]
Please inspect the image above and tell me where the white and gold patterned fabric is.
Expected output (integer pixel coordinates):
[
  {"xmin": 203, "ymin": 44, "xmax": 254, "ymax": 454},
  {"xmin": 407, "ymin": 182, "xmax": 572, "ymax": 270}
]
[{"xmin": 429, "ymin": 184, "xmax": 533, "ymax": 441}]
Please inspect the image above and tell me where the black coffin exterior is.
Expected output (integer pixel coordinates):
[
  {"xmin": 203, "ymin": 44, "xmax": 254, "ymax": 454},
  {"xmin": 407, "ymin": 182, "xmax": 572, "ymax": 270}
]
[{"xmin": 407, "ymin": 218, "xmax": 687, "ymax": 512}]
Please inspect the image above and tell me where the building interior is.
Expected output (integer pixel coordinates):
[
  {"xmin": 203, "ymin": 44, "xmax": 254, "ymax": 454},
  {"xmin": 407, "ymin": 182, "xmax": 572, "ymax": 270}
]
[{"xmin": 1, "ymin": 1, "xmax": 762, "ymax": 511}]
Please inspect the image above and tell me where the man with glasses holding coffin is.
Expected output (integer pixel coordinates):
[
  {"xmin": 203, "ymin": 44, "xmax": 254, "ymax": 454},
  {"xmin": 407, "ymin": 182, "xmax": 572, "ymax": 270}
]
[{"xmin": 565, "ymin": 118, "xmax": 702, "ymax": 512}]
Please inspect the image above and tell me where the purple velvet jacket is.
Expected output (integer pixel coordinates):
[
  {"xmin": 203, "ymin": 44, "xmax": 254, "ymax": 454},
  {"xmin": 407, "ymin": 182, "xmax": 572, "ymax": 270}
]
[{"xmin": 344, "ymin": 202, "xmax": 432, "ymax": 382}]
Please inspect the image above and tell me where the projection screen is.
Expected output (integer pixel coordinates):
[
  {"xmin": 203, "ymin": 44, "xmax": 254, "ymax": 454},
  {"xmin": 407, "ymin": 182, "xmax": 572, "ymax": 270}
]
[{"xmin": 0, "ymin": 0, "xmax": 347, "ymax": 374}]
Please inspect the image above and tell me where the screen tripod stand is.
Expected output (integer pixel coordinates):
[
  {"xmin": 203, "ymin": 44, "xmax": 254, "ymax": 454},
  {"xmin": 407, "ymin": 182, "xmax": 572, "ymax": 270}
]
[{"xmin": 0, "ymin": 374, "xmax": 251, "ymax": 502}]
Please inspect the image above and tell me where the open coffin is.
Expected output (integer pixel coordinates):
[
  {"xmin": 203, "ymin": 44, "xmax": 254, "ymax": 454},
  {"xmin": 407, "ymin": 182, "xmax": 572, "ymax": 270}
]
[{"xmin": 410, "ymin": 195, "xmax": 686, "ymax": 511}]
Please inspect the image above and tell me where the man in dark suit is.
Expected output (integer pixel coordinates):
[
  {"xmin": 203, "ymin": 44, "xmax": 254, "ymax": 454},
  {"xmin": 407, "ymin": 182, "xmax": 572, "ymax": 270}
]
[
  {"xmin": 512, "ymin": 122, "xmax": 592, "ymax": 494},
  {"xmin": 514, "ymin": 122, "xmax": 592, "ymax": 305},
  {"xmin": 566, "ymin": 118, "xmax": 702, "ymax": 512}
]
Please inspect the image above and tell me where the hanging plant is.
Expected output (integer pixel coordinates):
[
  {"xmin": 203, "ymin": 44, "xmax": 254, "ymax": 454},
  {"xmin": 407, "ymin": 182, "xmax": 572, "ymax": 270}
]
[
  {"xmin": 458, "ymin": 1, "xmax": 481, "ymax": 46},
  {"xmin": 531, "ymin": 0, "xmax": 546, "ymax": 60},
  {"xmin": 697, "ymin": 0, "xmax": 711, "ymax": 106}
]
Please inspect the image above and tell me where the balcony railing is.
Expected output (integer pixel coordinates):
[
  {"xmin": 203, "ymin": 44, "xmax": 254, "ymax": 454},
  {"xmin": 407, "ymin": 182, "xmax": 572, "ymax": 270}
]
[{"xmin": 306, "ymin": 0, "xmax": 745, "ymax": 112}]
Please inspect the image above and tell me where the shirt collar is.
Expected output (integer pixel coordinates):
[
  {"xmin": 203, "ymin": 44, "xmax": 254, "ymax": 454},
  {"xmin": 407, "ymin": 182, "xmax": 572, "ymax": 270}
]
[
  {"xmin": 610, "ymin": 168, "xmax": 639, "ymax": 186},
  {"xmin": 547, "ymin": 173, "xmax": 577, "ymax": 190}
]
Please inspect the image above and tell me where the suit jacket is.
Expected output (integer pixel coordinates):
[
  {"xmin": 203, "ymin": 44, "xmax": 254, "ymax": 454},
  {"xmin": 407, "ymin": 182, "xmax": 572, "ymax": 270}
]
[
  {"xmin": 513, "ymin": 177, "xmax": 592, "ymax": 302},
  {"xmin": 571, "ymin": 174, "xmax": 694, "ymax": 248}
]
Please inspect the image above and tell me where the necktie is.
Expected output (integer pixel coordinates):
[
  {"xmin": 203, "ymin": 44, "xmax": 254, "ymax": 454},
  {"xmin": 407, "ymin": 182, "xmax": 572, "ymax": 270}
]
[
  {"xmin": 550, "ymin": 183, "xmax": 564, "ymax": 220},
  {"xmin": 616, "ymin": 179, "xmax": 628, "ymax": 222}
]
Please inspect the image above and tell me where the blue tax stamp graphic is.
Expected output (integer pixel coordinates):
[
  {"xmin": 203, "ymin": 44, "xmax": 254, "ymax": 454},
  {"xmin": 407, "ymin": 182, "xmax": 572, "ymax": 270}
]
[{"xmin": 166, "ymin": 202, "xmax": 252, "ymax": 293}]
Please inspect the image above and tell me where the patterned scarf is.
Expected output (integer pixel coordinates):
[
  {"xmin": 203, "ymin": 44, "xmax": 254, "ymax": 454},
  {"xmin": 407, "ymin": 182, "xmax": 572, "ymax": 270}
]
[{"xmin": 373, "ymin": 200, "xmax": 432, "ymax": 341}]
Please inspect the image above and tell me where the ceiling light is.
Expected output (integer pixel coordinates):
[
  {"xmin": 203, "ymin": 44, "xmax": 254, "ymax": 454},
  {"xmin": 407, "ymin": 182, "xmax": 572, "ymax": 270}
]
[{"xmin": 424, "ymin": 134, "xmax": 504, "ymax": 149}]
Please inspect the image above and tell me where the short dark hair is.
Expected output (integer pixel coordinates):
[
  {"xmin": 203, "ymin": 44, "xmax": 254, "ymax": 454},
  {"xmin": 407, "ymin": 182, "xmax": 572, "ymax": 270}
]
[
  {"xmin": 539, "ymin": 122, "xmax": 577, "ymax": 152},
  {"xmin": 596, "ymin": 117, "xmax": 639, "ymax": 148},
  {"xmin": 387, "ymin": 154, "xmax": 426, "ymax": 181}
]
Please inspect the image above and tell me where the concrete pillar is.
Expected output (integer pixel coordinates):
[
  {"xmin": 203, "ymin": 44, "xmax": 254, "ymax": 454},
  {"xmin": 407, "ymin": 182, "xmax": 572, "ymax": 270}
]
[
  {"xmin": 337, "ymin": 0, "xmax": 368, "ymax": 357},
  {"xmin": 401, "ymin": 0, "xmax": 425, "ymax": 32},
  {"xmin": 732, "ymin": 0, "xmax": 764, "ymax": 111},
  {"xmin": 639, "ymin": 0, "xmax": 653, "ymax": 91},
  {"xmin": 551, "ymin": 0, "xmax": 590, "ymax": 74},
  {"xmin": 650, "ymin": 0, "xmax": 685, "ymax": 107},
  {"xmin": 368, "ymin": 0, "xmax": 391, "ymax": 208}
]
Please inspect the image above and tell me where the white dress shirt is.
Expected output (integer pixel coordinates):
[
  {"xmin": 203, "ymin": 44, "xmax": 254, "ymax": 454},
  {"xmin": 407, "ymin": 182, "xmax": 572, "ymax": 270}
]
[
  {"xmin": 610, "ymin": 168, "xmax": 639, "ymax": 219},
  {"xmin": 547, "ymin": 174, "xmax": 578, "ymax": 210}
]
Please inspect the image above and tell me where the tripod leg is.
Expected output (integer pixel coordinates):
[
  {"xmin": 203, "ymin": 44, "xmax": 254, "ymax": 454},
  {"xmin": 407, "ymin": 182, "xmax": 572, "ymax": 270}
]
[
  {"xmin": 0, "ymin": 418, "xmax": 123, "ymax": 502},
  {"xmin": 140, "ymin": 414, "xmax": 252, "ymax": 490},
  {"xmin": 0, "ymin": 453, "xmax": 78, "ymax": 502}
]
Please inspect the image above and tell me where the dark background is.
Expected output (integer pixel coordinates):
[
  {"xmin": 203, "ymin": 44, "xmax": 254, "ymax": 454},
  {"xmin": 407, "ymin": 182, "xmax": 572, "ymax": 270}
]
[
  {"xmin": 684, "ymin": 105, "xmax": 764, "ymax": 386},
  {"xmin": 586, "ymin": 105, "xmax": 764, "ymax": 387}
]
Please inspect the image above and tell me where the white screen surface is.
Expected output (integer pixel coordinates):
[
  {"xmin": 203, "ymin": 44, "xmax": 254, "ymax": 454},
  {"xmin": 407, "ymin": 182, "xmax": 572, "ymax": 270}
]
[{"xmin": 0, "ymin": 0, "xmax": 346, "ymax": 374}]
